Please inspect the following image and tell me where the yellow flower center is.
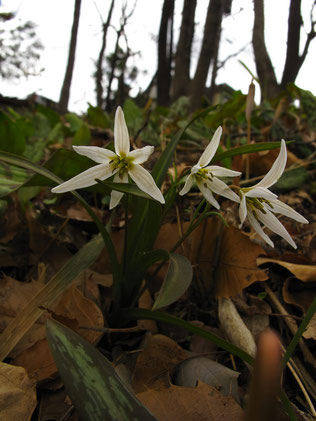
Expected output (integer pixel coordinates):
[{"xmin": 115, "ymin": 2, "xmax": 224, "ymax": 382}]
[{"xmin": 110, "ymin": 154, "xmax": 134, "ymax": 177}]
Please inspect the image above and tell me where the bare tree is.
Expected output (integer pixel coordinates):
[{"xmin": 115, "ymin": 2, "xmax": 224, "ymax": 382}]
[
  {"xmin": 280, "ymin": 0, "xmax": 316, "ymax": 89},
  {"xmin": 252, "ymin": 0, "xmax": 315, "ymax": 100},
  {"xmin": 95, "ymin": 0, "xmax": 115, "ymax": 108},
  {"xmin": 172, "ymin": 0, "xmax": 197, "ymax": 100},
  {"xmin": 189, "ymin": 0, "xmax": 224, "ymax": 110},
  {"xmin": 157, "ymin": 0, "xmax": 175, "ymax": 106},
  {"xmin": 58, "ymin": 0, "xmax": 82, "ymax": 114}
]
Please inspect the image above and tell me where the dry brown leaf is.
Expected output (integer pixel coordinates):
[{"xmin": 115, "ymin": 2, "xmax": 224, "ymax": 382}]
[
  {"xmin": 137, "ymin": 381, "xmax": 244, "ymax": 421},
  {"xmin": 0, "ymin": 362, "xmax": 37, "ymax": 420},
  {"xmin": 132, "ymin": 334, "xmax": 188, "ymax": 393},
  {"xmin": 12, "ymin": 284, "xmax": 104, "ymax": 381},
  {"xmin": 257, "ymin": 257, "xmax": 316, "ymax": 282}
]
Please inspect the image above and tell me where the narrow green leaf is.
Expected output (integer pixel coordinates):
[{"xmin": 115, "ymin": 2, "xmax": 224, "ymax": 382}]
[
  {"xmin": 122, "ymin": 308, "xmax": 254, "ymax": 366},
  {"xmin": 96, "ymin": 179, "xmax": 154, "ymax": 200},
  {"xmin": 152, "ymin": 253, "xmax": 193, "ymax": 310},
  {"xmin": 212, "ymin": 141, "xmax": 287, "ymax": 163},
  {"xmin": 46, "ymin": 320, "xmax": 157, "ymax": 421},
  {"xmin": 0, "ymin": 234, "xmax": 104, "ymax": 361}
]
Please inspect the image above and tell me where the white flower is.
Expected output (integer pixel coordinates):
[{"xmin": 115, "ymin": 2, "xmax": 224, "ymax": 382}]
[
  {"xmin": 239, "ymin": 139, "xmax": 308, "ymax": 249},
  {"xmin": 52, "ymin": 106, "xmax": 165, "ymax": 209},
  {"xmin": 179, "ymin": 126, "xmax": 241, "ymax": 209}
]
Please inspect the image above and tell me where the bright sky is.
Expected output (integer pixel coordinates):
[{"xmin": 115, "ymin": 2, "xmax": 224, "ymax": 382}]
[{"xmin": 1, "ymin": 0, "xmax": 315, "ymax": 113}]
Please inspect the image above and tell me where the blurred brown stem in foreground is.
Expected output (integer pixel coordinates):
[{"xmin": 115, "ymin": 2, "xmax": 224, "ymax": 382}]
[{"xmin": 246, "ymin": 329, "xmax": 282, "ymax": 421}]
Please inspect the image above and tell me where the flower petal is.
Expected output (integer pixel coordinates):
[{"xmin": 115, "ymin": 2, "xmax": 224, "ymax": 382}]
[
  {"xmin": 73, "ymin": 146, "xmax": 116, "ymax": 164},
  {"xmin": 247, "ymin": 211, "xmax": 275, "ymax": 248},
  {"xmin": 208, "ymin": 176, "xmax": 240, "ymax": 202},
  {"xmin": 109, "ymin": 172, "xmax": 128, "ymax": 210},
  {"xmin": 196, "ymin": 179, "xmax": 220, "ymax": 209},
  {"xmin": 179, "ymin": 174, "xmax": 194, "ymax": 196},
  {"xmin": 129, "ymin": 164, "xmax": 165, "ymax": 204},
  {"xmin": 255, "ymin": 139, "xmax": 287, "ymax": 188},
  {"xmin": 114, "ymin": 106, "xmax": 130, "ymax": 156},
  {"xmin": 256, "ymin": 208, "xmax": 297, "ymax": 249},
  {"xmin": 197, "ymin": 126, "xmax": 222, "ymax": 167},
  {"xmin": 204, "ymin": 165, "xmax": 241, "ymax": 177},
  {"xmin": 129, "ymin": 145, "xmax": 154, "ymax": 164},
  {"xmin": 238, "ymin": 191, "xmax": 247, "ymax": 226},
  {"xmin": 245, "ymin": 186, "xmax": 278, "ymax": 201},
  {"xmin": 267, "ymin": 200, "xmax": 308, "ymax": 224},
  {"xmin": 52, "ymin": 163, "xmax": 115, "ymax": 193}
]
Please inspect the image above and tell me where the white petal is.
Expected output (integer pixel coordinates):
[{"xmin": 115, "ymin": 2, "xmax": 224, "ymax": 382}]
[
  {"xmin": 205, "ymin": 165, "xmax": 241, "ymax": 177},
  {"xmin": 129, "ymin": 145, "xmax": 154, "ymax": 164},
  {"xmin": 52, "ymin": 163, "xmax": 115, "ymax": 193},
  {"xmin": 247, "ymin": 211, "xmax": 275, "ymax": 248},
  {"xmin": 114, "ymin": 106, "xmax": 130, "ymax": 156},
  {"xmin": 255, "ymin": 139, "xmax": 287, "ymax": 188},
  {"xmin": 179, "ymin": 174, "xmax": 194, "ymax": 196},
  {"xmin": 196, "ymin": 179, "xmax": 220, "ymax": 209},
  {"xmin": 257, "ymin": 208, "xmax": 297, "ymax": 249},
  {"xmin": 266, "ymin": 200, "xmax": 308, "ymax": 224},
  {"xmin": 239, "ymin": 191, "xmax": 247, "ymax": 226},
  {"xmin": 109, "ymin": 172, "xmax": 128, "ymax": 209},
  {"xmin": 129, "ymin": 164, "xmax": 165, "ymax": 204},
  {"xmin": 245, "ymin": 186, "xmax": 278, "ymax": 201},
  {"xmin": 197, "ymin": 126, "xmax": 222, "ymax": 167},
  {"xmin": 208, "ymin": 177, "xmax": 240, "ymax": 202},
  {"xmin": 73, "ymin": 146, "xmax": 116, "ymax": 164}
]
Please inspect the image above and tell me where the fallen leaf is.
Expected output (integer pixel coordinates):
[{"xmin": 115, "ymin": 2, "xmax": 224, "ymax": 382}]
[
  {"xmin": 132, "ymin": 334, "xmax": 188, "ymax": 393},
  {"xmin": 257, "ymin": 257, "xmax": 316, "ymax": 282},
  {"xmin": 137, "ymin": 381, "xmax": 244, "ymax": 421},
  {"xmin": 0, "ymin": 362, "xmax": 37, "ymax": 420},
  {"xmin": 174, "ymin": 356, "xmax": 240, "ymax": 402},
  {"xmin": 12, "ymin": 284, "xmax": 104, "ymax": 381}
]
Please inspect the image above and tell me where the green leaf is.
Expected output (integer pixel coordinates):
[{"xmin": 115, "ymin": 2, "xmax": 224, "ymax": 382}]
[
  {"xmin": 152, "ymin": 253, "xmax": 193, "ymax": 310},
  {"xmin": 122, "ymin": 308, "xmax": 254, "ymax": 366},
  {"xmin": 0, "ymin": 162, "xmax": 29, "ymax": 197},
  {"xmin": 72, "ymin": 123, "xmax": 91, "ymax": 146},
  {"xmin": 212, "ymin": 141, "xmax": 287, "ymax": 163},
  {"xmin": 274, "ymin": 166, "xmax": 309, "ymax": 191},
  {"xmin": 46, "ymin": 320, "xmax": 157, "ymax": 421},
  {"xmin": 96, "ymin": 179, "xmax": 154, "ymax": 200},
  {"xmin": 87, "ymin": 104, "xmax": 110, "ymax": 129},
  {"xmin": 0, "ymin": 111, "xmax": 26, "ymax": 155},
  {"xmin": 0, "ymin": 233, "xmax": 105, "ymax": 361},
  {"xmin": 65, "ymin": 113, "xmax": 83, "ymax": 132}
]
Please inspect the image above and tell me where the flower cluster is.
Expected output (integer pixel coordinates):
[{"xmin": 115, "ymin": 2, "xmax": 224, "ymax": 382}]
[{"xmin": 52, "ymin": 107, "xmax": 308, "ymax": 249}]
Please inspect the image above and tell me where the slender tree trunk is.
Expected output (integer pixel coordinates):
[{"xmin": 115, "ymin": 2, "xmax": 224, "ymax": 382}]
[
  {"xmin": 58, "ymin": 0, "xmax": 82, "ymax": 114},
  {"xmin": 172, "ymin": 0, "xmax": 197, "ymax": 100},
  {"xmin": 252, "ymin": 0, "xmax": 279, "ymax": 100},
  {"xmin": 190, "ymin": 0, "xmax": 223, "ymax": 111},
  {"xmin": 157, "ymin": 0, "xmax": 175, "ymax": 106},
  {"xmin": 96, "ymin": 0, "xmax": 115, "ymax": 108}
]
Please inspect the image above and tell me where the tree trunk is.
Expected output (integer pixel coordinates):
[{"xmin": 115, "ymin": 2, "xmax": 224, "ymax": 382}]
[
  {"xmin": 96, "ymin": 0, "xmax": 115, "ymax": 108},
  {"xmin": 252, "ymin": 0, "xmax": 279, "ymax": 100},
  {"xmin": 190, "ymin": 0, "xmax": 223, "ymax": 111},
  {"xmin": 157, "ymin": 0, "xmax": 175, "ymax": 106},
  {"xmin": 172, "ymin": 0, "xmax": 197, "ymax": 100},
  {"xmin": 58, "ymin": 0, "xmax": 82, "ymax": 114}
]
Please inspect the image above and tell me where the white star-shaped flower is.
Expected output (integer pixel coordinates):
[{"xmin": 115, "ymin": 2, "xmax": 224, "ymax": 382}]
[
  {"xmin": 179, "ymin": 126, "xmax": 241, "ymax": 209},
  {"xmin": 239, "ymin": 139, "xmax": 308, "ymax": 248},
  {"xmin": 52, "ymin": 106, "xmax": 165, "ymax": 209}
]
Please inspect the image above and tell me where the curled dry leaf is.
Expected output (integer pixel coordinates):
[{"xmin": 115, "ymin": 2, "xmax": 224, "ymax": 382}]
[
  {"xmin": 257, "ymin": 257, "xmax": 316, "ymax": 340},
  {"xmin": 218, "ymin": 298, "xmax": 256, "ymax": 361},
  {"xmin": 174, "ymin": 356, "xmax": 240, "ymax": 402},
  {"xmin": 137, "ymin": 381, "xmax": 244, "ymax": 421},
  {"xmin": 0, "ymin": 362, "xmax": 37, "ymax": 421}
]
